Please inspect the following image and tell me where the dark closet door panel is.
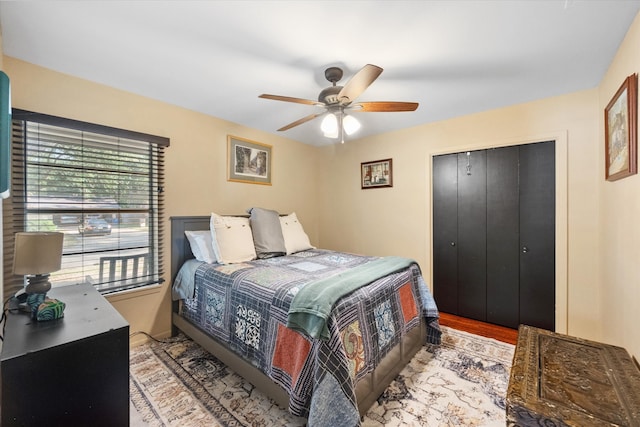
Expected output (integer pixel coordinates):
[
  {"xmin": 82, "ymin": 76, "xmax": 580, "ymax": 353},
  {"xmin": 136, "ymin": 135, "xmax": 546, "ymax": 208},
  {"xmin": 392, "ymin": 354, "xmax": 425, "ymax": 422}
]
[
  {"xmin": 486, "ymin": 146, "xmax": 520, "ymax": 328},
  {"xmin": 519, "ymin": 141, "xmax": 556, "ymax": 330},
  {"xmin": 433, "ymin": 154, "xmax": 459, "ymax": 314},
  {"xmin": 432, "ymin": 142, "xmax": 556, "ymax": 330},
  {"xmin": 457, "ymin": 150, "xmax": 487, "ymax": 321}
]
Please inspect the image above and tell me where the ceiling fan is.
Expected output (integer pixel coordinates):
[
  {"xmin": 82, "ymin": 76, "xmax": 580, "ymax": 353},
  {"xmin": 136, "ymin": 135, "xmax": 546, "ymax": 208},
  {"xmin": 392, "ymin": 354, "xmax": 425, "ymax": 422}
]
[{"xmin": 259, "ymin": 64, "xmax": 419, "ymax": 142}]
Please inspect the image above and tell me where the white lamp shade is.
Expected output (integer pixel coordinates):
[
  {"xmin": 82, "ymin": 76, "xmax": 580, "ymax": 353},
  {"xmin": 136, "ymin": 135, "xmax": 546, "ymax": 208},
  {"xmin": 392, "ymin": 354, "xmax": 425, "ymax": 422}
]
[
  {"xmin": 343, "ymin": 115, "xmax": 361, "ymax": 135},
  {"xmin": 13, "ymin": 232, "xmax": 64, "ymax": 275},
  {"xmin": 321, "ymin": 113, "xmax": 338, "ymax": 137}
]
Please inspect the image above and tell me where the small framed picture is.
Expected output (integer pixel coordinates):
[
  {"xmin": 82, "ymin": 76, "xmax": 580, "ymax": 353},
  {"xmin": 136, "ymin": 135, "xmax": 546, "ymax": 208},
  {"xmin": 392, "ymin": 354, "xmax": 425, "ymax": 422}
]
[
  {"xmin": 605, "ymin": 73, "xmax": 637, "ymax": 181},
  {"xmin": 361, "ymin": 158, "xmax": 393, "ymax": 189},
  {"xmin": 227, "ymin": 135, "xmax": 272, "ymax": 185}
]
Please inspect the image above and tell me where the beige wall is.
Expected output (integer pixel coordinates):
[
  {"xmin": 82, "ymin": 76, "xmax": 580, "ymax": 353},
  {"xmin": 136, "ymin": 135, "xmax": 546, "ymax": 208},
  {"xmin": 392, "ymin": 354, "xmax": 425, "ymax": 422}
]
[
  {"xmin": 3, "ymin": 11, "xmax": 640, "ymax": 358},
  {"xmin": 2, "ymin": 57, "xmax": 320, "ymax": 345},
  {"xmin": 598, "ymin": 13, "xmax": 640, "ymax": 358},
  {"xmin": 319, "ymin": 90, "xmax": 598, "ymax": 341}
]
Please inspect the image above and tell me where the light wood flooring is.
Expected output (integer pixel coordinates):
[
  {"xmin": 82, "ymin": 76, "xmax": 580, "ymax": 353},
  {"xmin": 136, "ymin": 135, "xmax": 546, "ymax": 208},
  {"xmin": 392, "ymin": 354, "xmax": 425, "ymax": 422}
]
[{"xmin": 438, "ymin": 312, "xmax": 518, "ymax": 345}]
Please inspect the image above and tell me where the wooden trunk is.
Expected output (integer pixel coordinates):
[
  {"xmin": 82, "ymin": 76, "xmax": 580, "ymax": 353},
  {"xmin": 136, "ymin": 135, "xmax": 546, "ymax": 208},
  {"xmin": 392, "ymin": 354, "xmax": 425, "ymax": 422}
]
[{"xmin": 507, "ymin": 325, "xmax": 640, "ymax": 426}]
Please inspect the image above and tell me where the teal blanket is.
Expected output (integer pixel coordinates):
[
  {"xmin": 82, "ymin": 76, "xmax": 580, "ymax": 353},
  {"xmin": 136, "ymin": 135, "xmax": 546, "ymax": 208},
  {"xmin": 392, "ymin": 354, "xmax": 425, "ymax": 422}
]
[{"xmin": 287, "ymin": 256, "xmax": 416, "ymax": 340}]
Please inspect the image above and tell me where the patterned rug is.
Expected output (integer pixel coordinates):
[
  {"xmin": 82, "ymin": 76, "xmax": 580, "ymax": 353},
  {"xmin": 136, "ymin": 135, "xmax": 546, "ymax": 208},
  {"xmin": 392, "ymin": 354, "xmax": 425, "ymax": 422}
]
[{"xmin": 130, "ymin": 326, "xmax": 514, "ymax": 426}]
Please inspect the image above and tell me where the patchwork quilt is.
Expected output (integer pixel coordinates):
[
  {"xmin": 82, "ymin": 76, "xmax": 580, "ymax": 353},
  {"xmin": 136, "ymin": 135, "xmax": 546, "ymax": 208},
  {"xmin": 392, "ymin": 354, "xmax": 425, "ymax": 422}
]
[{"xmin": 176, "ymin": 249, "xmax": 441, "ymax": 426}]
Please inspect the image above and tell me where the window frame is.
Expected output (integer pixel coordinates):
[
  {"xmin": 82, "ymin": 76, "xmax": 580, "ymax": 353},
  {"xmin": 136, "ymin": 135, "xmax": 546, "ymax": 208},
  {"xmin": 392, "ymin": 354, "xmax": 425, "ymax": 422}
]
[{"xmin": 3, "ymin": 109, "xmax": 169, "ymax": 296}]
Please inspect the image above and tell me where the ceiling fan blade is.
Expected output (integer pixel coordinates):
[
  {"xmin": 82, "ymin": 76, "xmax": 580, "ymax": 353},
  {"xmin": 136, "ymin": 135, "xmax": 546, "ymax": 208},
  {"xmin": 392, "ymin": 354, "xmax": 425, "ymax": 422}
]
[
  {"xmin": 338, "ymin": 64, "xmax": 383, "ymax": 104},
  {"xmin": 259, "ymin": 94, "xmax": 323, "ymax": 106},
  {"xmin": 277, "ymin": 112, "xmax": 325, "ymax": 131},
  {"xmin": 354, "ymin": 101, "xmax": 419, "ymax": 112}
]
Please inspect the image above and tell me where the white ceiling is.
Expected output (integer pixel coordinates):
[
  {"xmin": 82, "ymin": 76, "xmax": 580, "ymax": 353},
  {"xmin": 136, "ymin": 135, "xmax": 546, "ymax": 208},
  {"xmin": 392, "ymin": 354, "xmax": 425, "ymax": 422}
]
[{"xmin": 1, "ymin": 1, "xmax": 639, "ymax": 146}]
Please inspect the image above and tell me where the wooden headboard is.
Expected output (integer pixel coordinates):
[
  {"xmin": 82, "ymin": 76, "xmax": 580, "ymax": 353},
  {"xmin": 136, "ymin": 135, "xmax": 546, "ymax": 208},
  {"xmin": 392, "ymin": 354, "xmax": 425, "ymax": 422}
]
[
  {"xmin": 170, "ymin": 216, "xmax": 210, "ymax": 321},
  {"xmin": 170, "ymin": 215, "xmax": 211, "ymax": 284}
]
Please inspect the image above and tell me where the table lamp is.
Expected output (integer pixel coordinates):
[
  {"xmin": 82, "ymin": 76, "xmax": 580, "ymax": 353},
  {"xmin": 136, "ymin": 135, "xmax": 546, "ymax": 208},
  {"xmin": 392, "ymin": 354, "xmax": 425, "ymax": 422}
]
[{"xmin": 13, "ymin": 232, "xmax": 64, "ymax": 295}]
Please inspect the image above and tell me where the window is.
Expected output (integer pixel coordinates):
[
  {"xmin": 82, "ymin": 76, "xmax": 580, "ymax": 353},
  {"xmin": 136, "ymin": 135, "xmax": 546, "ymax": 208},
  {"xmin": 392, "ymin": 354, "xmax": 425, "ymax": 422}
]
[{"xmin": 3, "ymin": 110, "xmax": 169, "ymax": 295}]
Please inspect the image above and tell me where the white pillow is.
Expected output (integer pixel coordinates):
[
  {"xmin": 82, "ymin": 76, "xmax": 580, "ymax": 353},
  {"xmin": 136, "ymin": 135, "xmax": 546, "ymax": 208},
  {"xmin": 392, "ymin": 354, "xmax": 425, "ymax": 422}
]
[
  {"xmin": 210, "ymin": 213, "xmax": 257, "ymax": 264},
  {"xmin": 185, "ymin": 230, "xmax": 217, "ymax": 264},
  {"xmin": 279, "ymin": 212, "xmax": 314, "ymax": 255}
]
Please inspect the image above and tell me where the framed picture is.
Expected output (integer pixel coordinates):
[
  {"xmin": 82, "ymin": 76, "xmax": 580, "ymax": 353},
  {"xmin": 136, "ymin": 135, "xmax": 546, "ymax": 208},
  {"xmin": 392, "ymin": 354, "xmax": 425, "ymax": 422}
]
[
  {"xmin": 605, "ymin": 73, "xmax": 637, "ymax": 181},
  {"xmin": 227, "ymin": 135, "xmax": 272, "ymax": 185},
  {"xmin": 361, "ymin": 158, "xmax": 393, "ymax": 189}
]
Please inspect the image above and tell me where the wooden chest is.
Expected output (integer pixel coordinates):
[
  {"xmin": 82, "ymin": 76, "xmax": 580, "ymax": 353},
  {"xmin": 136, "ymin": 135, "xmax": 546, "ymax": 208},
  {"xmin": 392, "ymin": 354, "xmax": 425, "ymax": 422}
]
[{"xmin": 507, "ymin": 325, "xmax": 640, "ymax": 426}]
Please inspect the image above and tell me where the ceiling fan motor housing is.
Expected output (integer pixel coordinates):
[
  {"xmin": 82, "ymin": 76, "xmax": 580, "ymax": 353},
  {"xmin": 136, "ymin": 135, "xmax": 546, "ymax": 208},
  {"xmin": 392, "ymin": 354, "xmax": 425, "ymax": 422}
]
[
  {"xmin": 318, "ymin": 85, "xmax": 344, "ymax": 104},
  {"xmin": 319, "ymin": 67, "xmax": 346, "ymax": 104}
]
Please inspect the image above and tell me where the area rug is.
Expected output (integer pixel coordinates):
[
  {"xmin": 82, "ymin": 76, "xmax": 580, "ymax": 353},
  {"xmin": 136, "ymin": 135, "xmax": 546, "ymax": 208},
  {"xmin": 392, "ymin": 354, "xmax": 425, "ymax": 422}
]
[{"xmin": 129, "ymin": 326, "xmax": 515, "ymax": 426}]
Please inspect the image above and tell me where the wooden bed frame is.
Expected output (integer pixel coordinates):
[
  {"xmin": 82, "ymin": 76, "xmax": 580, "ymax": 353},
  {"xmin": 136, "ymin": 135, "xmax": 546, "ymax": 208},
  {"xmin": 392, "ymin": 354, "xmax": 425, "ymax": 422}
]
[{"xmin": 170, "ymin": 215, "xmax": 427, "ymax": 418}]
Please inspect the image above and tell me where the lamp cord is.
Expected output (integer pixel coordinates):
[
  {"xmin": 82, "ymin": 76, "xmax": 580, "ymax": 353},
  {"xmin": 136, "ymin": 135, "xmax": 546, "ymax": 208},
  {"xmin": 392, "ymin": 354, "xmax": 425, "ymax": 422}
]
[
  {"xmin": 129, "ymin": 330, "xmax": 189, "ymax": 344},
  {"xmin": 0, "ymin": 295, "xmax": 12, "ymax": 342}
]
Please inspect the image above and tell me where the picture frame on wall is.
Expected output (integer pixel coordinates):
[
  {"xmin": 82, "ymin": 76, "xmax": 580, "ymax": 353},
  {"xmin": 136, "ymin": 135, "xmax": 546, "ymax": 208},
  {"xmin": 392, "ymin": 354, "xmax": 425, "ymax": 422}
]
[
  {"xmin": 227, "ymin": 135, "xmax": 272, "ymax": 185},
  {"xmin": 361, "ymin": 158, "xmax": 393, "ymax": 189},
  {"xmin": 605, "ymin": 73, "xmax": 637, "ymax": 181}
]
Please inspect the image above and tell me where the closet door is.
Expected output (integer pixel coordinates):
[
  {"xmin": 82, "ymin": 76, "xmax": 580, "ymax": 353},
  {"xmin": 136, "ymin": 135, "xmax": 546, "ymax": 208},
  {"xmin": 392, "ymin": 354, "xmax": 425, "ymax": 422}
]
[
  {"xmin": 519, "ymin": 141, "xmax": 556, "ymax": 330},
  {"xmin": 432, "ymin": 142, "xmax": 555, "ymax": 330},
  {"xmin": 432, "ymin": 154, "xmax": 458, "ymax": 314},
  {"xmin": 456, "ymin": 151, "xmax": 487, "ymax": 320},
  {"xmin": 486, "ymin": 146, "xmax": 520, "ymax": 328}
]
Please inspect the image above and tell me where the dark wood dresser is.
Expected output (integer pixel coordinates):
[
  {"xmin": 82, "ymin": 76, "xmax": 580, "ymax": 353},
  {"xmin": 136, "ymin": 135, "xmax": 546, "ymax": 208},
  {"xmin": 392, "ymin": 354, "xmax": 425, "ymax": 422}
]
[
  {"xmin": 507, "ymin": 325, "xmax": 640, "ymax": 426},
  {"xmin": 1, "ymin": 283, "xmax": 130, "ymax": 426}
]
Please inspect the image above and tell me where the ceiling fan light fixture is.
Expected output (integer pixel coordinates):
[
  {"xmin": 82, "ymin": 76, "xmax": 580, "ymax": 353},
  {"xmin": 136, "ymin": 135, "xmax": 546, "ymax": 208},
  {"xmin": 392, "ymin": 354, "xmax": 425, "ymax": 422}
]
[
  {"xmin": 321, "ymin": 113, "xmax": 338, "ymax": 137},
  {"xmin": 323, "ymin": 129, "xmax": 339, "ymax": 138},
  {"xmin": 343, "ymin": 114, "xmax": 360, "ymax": 135}
]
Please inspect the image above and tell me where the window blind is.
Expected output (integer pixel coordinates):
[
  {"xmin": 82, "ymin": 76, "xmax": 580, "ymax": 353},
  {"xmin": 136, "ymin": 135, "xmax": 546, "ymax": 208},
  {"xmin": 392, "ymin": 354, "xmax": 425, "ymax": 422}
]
[{"xmin": 3, "ymin": 110, "xmax": 169, "ymax": 295}]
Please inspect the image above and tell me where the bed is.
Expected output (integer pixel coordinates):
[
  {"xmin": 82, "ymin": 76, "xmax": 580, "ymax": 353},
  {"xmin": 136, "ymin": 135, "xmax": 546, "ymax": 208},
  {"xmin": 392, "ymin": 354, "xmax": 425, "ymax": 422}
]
[{"xmin": 170, "ymin": 213, "xmax": 441, "ymax": 426}]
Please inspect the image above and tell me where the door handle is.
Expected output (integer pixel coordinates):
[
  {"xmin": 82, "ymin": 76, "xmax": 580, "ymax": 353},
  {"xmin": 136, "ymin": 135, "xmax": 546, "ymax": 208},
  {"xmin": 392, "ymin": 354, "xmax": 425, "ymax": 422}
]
[
  {"xmin": 522, "ymin": 246, "xmax": 529, "ymax": 253},
  {"xmin": 450, "ymin": 242, "xmax": 456, "ymax": 247}
]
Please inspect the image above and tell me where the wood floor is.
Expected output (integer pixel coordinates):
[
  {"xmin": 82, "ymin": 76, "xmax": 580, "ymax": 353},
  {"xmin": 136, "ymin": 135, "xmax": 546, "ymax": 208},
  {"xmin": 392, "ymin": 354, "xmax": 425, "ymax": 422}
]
[{"xmin": 438, "ymin": 312, "xmax": 519, "ymax": 345}]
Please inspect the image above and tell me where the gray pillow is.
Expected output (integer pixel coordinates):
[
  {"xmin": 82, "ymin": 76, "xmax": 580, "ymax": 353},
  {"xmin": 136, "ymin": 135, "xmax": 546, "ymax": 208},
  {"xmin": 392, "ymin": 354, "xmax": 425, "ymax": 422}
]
[{"xmin": 247, "ymin": 207, "xmax": 286, "ymax": 258}]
